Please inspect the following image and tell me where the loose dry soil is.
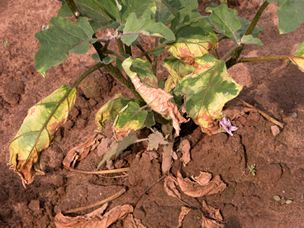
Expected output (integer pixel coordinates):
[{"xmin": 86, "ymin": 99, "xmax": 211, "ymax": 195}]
[{"xmin": 1, "ymin": 0, "xmax": 304, "ymax": 227}]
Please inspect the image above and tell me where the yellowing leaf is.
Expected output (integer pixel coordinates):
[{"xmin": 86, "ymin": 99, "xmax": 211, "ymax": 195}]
[
  {"xmin": 174, "ymin": 60, "xmax": 242, "ymax": 135},
  {"xmin": 122, "ymin": 57, "xmax": 186, "ymax": 136},
  {"xmin": 114, "ymin": 101, "xmax": 155, "ymax": 139},
  {"xmin": 9, "ymin": 85, "xmax": 76, "ymax": 185},
  {"xmin": 95, "ymin": 94, "xmax": 131, "ymax": 129},
  {"xmin": 290, "ymin": 42, "xmax": 304, "ymax": 72},
  {"xmin": 168, "ymin": 35, "xmax": 217, "ymax": 64}
]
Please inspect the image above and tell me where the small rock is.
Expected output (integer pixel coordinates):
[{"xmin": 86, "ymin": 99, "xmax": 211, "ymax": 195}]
[
  {"xmin": 271, "ymin": 125, "xmax": 280, "ymax": 137},
  {"xmin": 285, "ymin": 199, "xmax": 293, "ymax": 204},
  {"xmin": 28, "ymin": 200, "xmax": 40, "ymax": 213},
  {"xmin": 273, "ymin": 195, "xmax": 281, "ymax": 201}
]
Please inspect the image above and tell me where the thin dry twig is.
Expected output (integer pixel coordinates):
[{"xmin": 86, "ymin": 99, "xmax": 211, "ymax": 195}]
[
  {"xmin": 67, "ymin": 167, "xmax": 129, "ymax": 175},
  {"xmin": 64, "ymin": 188, "xmax": 126, "ymax": 214},
  {"xmin": 239, "ymin": 99, "xmax": 284, "ymax": 128}
]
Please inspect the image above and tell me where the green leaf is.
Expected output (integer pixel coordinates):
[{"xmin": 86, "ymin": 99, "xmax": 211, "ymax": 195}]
[
  {"xmin": 114, "ymin": 101, "xmax": 155, "ymax": 138},
  {"xmin": 57, "ymin": 1, "xmax": 74, "ymax": 17},
  {"xmin": 121, "ymin": 9, "xmax": 175, "ymax": 46},
  {"xmin": 174, "ymin": 59, "xmax": 242, "ymax": 134},
  {"xmin": 95, "ymin": 94, "xmax": 131, "ymax": 129},
  {"xmin": 241, "ymin": 35, "xmax": 263, "ymax": 46},
  {"xmin": 74, "ymin": 0, "xmax": 120, "ymax": 29},
  {"xmin": 35, "ymin": 17, "xmax": 94, "ymax": 75},
  {"xmin": 9, "ymin": 85, "xmax": 76, "ymax": 184},
  {"xmin": 289, "ymin": 42, "xmax": 304, "ymax": 72},
  {"xmin": 207, "ymin": 4, "xmax": 242, "ymax": 43},
  {"xmin": 97, "ymin": 133, "xmax": 138, "ymax": 168},
  {"xmin": 120, "ymin": 0, "xmax": 156, "ymax": 21},
  {"xmin": 276, "ymin": 0, "xmax": 304, "ymax": 34}
]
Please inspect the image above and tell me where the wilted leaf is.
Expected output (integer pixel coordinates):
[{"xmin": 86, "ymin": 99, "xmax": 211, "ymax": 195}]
[
  {"xmin": 128, "ymin": 58, "xmax": 158, "ymax": 87},
  {"xmin": 164, "ymin": 175, "xmax": 181, "ymax": 200},
  {"xmin": 121, "ymin": 9, "xmax": 175, "ymax": 46},
  {"xmin": 276, "ymin": 0, "xmax": 304, "ymax": 34},
  {"xmin": 174, "ymin": 60, "xmax": 242, "ymax": 135},
  {"xmin": 289, "ymin": 42, "xmax": 304, "ymax": 72},
  {"xmin": 95, "ymin": 94, "xmax": 131, "ymax": 129},
  {"xmin": 35, "ymin": 17, "xmax": 94, "ymax": 75},
  {"xmin": 9, "ymin": 85, "xmax": 76, "ymax": 185},
  {"xmin": 123, "ymin": 57, "xmax": 186, "ymax": 136},
  {"xmin": 162, "ymin": 143, "xmax": 174, "ymax": 174},
  {"xmin": 179, "ymin": 139, "xmax": 191, "ymax": 167},
  {"xmin": 63, "ymin": 133, "xmax": 103, "ymax": 169},
  {"xmin": 206, "ymin": 4, "xmax": 242, "ymax": 43},
  {"xmin": 97, "ymin": 134, "xmax": 138, "ymax": 168},
  {"xmin": 114, "ymin": 101, "xmax": 155, "ymax": 139},
  {"xmin": 176, "ymin": 170, "xmax": 226, "ymax": 198},
  {"xmin": 177, "ymin": 206, "xmax": 191, "ymax": 228},
  {"xmin": 54, "ymin": 204, "xmax": 133, "ymax": 228},
  {"xmin": 123, "ymin": 214, "xmax": 147, "ymax": 228},
  {"xmin": 147, "ymin": 131, "xmax": 168, "ymax": 151}
]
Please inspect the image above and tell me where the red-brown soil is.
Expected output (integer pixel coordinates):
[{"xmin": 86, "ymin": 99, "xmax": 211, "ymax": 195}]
[{"xmin": 1, "ymin": 1, "xmax": 304, "ymax": 227}]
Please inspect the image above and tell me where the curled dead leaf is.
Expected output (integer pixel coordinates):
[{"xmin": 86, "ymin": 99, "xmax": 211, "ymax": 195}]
[
  {"xmin": 201, "ymin": 200, "xmax": 223, "ymax": 228},
  {"xmin": 177, "ymin": 206, "xmax": 191, "ymax": 228},
  {"xmin": 164, "ymin": 175, "xmax": 181, "ymax": 200},
  {"xmin": 179, "ymin": 139, "xmax": 191, "ymax": 166},
  {"xmin": 63, "ymin": 133, "xmax": 103, "ymax": 169},
  {"xmin": 123, "ymin": 58, "xmax": 187, "ymax": 136},
  {"xmin": 176, "ymin": 171, "xmax": 226, "ymax": 198},
  {"xmin": 54, "ymin": 204, "xmax": 133, "ymax": 228},
  {"xmin": 123, "ymin": 214, "xmax": 147, "ymax": 228}
]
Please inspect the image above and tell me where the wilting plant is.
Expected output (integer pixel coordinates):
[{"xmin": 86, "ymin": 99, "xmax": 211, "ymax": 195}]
[{"xmin": 9, "ymin": 0, "xmax": 304, "ymax": 185}]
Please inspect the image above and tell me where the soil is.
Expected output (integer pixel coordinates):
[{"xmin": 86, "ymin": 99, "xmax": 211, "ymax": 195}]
[{"xmin": 1, "ymin": 0, "xmax": 304, "ymax": 227}]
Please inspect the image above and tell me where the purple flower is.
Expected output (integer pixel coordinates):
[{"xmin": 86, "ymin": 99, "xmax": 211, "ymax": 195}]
[{"xmin": 219, "ymin": 117, "xmax": 238, "ymax": 136}]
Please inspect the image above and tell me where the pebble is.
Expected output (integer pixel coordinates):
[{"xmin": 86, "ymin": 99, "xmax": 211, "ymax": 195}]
[{"xmin": 271, "ymin": 125, "xmax": 280, "ymax": 137}]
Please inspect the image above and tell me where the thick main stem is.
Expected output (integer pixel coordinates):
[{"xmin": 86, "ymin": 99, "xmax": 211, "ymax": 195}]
[
  {"xmin": 239, "ymin": 55, "xmax": 289, "ymax": 63},
  {"xmin": 64, "ymin": 0, "xmax": 139, "ymax": 98},
  {"xmin": 226, "ymin": 1, "xmax": 269, "ymax": 68}
]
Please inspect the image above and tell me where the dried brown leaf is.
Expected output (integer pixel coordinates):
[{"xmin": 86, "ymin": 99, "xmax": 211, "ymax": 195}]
[
  {"xmin": 162, "ymin": 143, "xmax": 173, "ymax": 174},
  {"xmin": 176, "ymin": 171, "xmax": 226, "ymax": 198},
  {"xmin": 201, "ymin": 200, "xmax": 223, "ymax": 222},
  {"xmin": 201, "ymin": 217, "xmax": 224, "ymax": 228},
  {"xmin": 54, "ymin": 204, "xmax": 133, "ymax": 228},
  {"xmin": 147, "ymin": 131, "xmax": 168, "ymax": 151},
  {"xmin": 179, "ymin": 139, "xmax": 191, "ymax": 166},
  {"xmin": 123, "ymin": 214, "xmax": 147, "ymax": 228},
  {"xmin": 193, "ymin": 172, "xmax": 212, "ymax": 186},
  {"xmin": 123, "ymin": 58, "xmax": 187, "ymax": 136},
  {"xmin": 164, "ymin": 175, "xmax": 181, "ymax": 200},
  {"xmin": 177, "ymin": 206, "xmax": 191, "ymax": 228},
  {"xmin": 63, "ymin": 133, "xmax": 103, "ymax": 169}
]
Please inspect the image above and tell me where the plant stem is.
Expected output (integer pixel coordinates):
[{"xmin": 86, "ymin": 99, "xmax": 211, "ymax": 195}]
[
  {"xmin": 72, "ymin": 62, "xmax": 104, "ymax": 87},
  {"xmin": 64, "ymin": 0, "xmax": 139, "ymax": 98},
  {"xmin": 116, "ymin": 38, "xmax": 125, "ymax": 55},
  {"xmin": 65, "ymin": 0, "xmax": 80, "ymax": 17},
  {"xmin": 225, "ymin": 1, "xmax": 269, "ymax": 68},
  {"xmin": 124, "ymin": 44, "xmax": 132, "ymax": 56},
  {"xmin": 244, "ymin": 1, "xmax": 269, "ymax": 35},
  {"xmin": 239, "ymin": 55, "xmax": 290, "ymax": 63}
]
